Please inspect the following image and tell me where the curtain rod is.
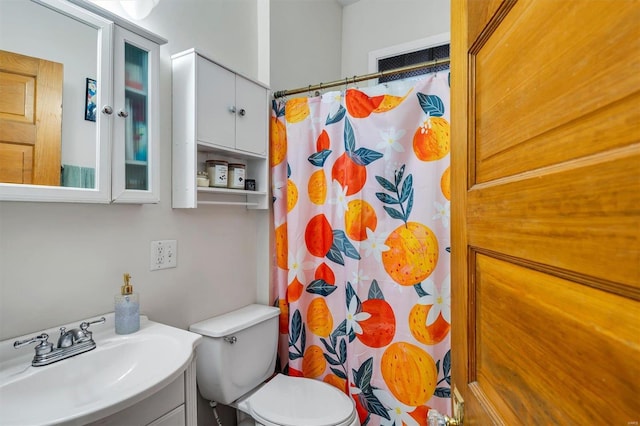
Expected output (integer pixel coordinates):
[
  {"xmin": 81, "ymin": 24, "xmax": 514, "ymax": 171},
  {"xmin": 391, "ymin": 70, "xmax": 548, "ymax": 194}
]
[{"xmin": 272, "ymin": 57, "xmax": 450, "ymax": 99}]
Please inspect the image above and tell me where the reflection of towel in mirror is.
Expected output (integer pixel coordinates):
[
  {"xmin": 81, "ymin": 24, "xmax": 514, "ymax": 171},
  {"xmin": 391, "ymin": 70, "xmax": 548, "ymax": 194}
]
[{"xmin": 61, "ymin": 165, "xmax": 95, "ymax": 188}]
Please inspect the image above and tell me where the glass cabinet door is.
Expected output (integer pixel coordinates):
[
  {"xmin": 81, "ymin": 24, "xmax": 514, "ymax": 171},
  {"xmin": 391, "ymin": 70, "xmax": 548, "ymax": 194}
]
[
  {"xmin": 112, "ymin": 26, "xmax": 160, "ymax": 203},
  {"xmin": 124, "ymin": 42, "xmax": 149, "ymax": 190}
]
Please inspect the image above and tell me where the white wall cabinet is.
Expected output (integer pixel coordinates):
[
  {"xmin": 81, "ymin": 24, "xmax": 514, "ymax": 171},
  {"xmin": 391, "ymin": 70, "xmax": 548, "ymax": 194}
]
[
  {"xmin": 196, "ymin": 57, "xmax": 268, "ymax": 156},
  {"xmin": 172, "ymin": 49, "xmax": 270, "ymax": 209}
]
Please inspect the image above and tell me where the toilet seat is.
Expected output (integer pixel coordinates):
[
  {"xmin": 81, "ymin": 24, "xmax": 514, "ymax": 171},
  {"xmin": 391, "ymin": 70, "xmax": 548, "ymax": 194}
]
[{"xmin": 246, "ymin": 374, "xmax": 357, "ymax": 426}]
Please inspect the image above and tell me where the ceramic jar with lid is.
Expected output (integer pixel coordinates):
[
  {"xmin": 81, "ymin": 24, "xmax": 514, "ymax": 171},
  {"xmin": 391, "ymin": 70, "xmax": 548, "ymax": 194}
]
[
  {"xmin": 196, "ymin": 171, "xmax": 209, "ymax": 187},
  {"xmin": 206, "ymin": 160, "xmax": 228, "ymax": 188},
  {"xmin": 228, "ymin": 163, "xmax": 246, "ymax": 189}
]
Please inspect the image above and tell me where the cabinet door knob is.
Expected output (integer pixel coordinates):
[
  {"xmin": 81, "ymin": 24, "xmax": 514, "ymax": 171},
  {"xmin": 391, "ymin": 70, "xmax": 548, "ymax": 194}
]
[
  {"xmin": 102, "ymin": 106, "xmax": 113, "ymax": 115},
  {"xmin": 117, "ymin": 110, "xmax": 129, "ymax": 118},
  {"xmin": 229, "ymin": 106, "xmax": 236, "ymax": 113},
  {"xmin": 238, "ymin": 108, "xmax": 246, "ymax": 116}
]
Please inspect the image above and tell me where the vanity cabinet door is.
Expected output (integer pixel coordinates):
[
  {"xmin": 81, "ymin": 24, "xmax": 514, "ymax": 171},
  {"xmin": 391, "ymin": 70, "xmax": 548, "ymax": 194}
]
[{"xmin": 111, "ymin": 26, "xmax": 160, "ymax": 203}]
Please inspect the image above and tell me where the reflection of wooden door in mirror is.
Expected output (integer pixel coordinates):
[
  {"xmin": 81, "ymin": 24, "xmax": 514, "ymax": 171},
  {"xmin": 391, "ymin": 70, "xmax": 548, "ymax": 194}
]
[
  {"xmin": 451, "ymin": 0, "xmax": 640, "ymax": 423},
  {"xmin": 0, "ymin": 50, "xmax": 63, "ymax": 185}
]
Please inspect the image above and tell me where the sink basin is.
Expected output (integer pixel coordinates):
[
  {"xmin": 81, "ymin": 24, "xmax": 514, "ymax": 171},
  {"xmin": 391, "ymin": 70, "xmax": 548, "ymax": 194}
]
[{"xmin": 0, "ymin": 314, "xmax": 202, "ymax": 425}]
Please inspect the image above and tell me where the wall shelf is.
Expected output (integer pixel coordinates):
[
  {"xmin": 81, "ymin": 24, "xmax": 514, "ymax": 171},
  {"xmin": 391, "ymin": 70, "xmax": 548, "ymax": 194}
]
[
  {"xmin": 171, "ymin": 49, "xmax": 270, "ymax": 209},
  {"xmin": 198, "ymin": 187, "xmax": 267, "ymax": 196}
]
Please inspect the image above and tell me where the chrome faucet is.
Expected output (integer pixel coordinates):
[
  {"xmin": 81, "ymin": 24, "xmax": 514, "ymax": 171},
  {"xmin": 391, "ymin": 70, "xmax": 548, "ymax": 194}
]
[{"xmin": 14, "ymin": 317, "xmax": 106, "ymax": 367}]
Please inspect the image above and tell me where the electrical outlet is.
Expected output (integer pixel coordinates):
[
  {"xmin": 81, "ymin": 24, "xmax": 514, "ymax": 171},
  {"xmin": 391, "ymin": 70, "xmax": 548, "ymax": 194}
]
[{"xmin": 150, "ymin": 240, "xmax": 177, "ymax": 270}]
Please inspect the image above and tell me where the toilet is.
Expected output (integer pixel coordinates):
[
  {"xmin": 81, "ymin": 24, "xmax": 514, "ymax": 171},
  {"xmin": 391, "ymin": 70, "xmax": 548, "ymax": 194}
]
[{"xmin": 189, "ymin": 304, "xmax": 359, "ymax": 426}]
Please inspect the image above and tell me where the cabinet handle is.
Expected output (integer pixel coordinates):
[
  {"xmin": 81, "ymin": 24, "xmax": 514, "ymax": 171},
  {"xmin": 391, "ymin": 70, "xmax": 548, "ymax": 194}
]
[
  {"xmin": 102, "ymin": 106, "xmax": 113, "ymax": 115},
  {"xmin": 228, "ymin": 106, "xmax": 236, "ymax": 113},
  {"xmin": 117, "ymin": 110, "xmax": 129, "ymax": 118},
  {"xmin": 238, "ymin": 108, "xmax": 246, "ymax": 117}
]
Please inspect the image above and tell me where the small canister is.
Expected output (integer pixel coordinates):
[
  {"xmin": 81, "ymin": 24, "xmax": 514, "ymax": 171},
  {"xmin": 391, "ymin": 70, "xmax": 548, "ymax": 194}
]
[
  {"xmin": 228, "ymin": 163, "xmax": 246, "ymax": 189},
  {"xmin": 206, "ymin": 160, "xmax": 228, "ymax": 188},
  {"xmin": 196, "ymin": 171, "xmax": 209, "ymax": 187}
]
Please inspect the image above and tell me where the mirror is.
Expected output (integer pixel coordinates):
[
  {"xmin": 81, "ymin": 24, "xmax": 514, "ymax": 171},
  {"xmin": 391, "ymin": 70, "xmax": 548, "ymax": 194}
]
[{"xmin": 0, "ymin": 0, "xmax": 113, "ymax": 202}]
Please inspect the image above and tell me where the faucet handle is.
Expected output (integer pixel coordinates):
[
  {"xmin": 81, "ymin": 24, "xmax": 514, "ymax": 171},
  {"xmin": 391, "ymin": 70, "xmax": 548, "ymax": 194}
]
[
  {"xmin": 79, "ymin": 317, "xmax": 106, "ymax": 332},
  {"xmin": 73, "ymin": 317, "xmax": 106, "ymax": 343},
  {"xmin": 14, "ymin": 333, "xmax": 54, "ymax": 355}
]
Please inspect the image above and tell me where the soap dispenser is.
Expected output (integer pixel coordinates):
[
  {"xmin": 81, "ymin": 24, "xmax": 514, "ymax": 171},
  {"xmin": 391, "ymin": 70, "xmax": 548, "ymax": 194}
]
[{"xmin": 115, "ymin": 273, "xmax": 140, "ymax": 334}]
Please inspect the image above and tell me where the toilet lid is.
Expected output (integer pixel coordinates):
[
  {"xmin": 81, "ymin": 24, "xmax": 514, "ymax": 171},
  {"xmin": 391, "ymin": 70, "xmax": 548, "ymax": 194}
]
[{"xmin": 249, "ymin": 374, "xmax": 355, "ymax": 426}]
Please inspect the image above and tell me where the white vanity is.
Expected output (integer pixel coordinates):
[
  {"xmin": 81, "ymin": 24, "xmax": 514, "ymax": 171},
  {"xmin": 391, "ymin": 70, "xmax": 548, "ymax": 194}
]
[{"xmin": 0, "ymin": 313, "xmax": 202, "ymax": 425}]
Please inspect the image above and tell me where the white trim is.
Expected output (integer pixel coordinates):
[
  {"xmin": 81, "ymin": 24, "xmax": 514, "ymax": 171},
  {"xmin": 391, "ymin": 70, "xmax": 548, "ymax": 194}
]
[
  {"xmin": 69, "ymin": 0, "xmax": 167, "ymax": 44},
  {"xmin": 184, "ymin": 358, "xmax": 198, "ymax": 426},
  {"xmin": 367, "ymin": 32, "xmax": 450, "ymax": 84},
  {"xmin": 256, "ymin": 0, "xmax": 270, "ymax": 85}
]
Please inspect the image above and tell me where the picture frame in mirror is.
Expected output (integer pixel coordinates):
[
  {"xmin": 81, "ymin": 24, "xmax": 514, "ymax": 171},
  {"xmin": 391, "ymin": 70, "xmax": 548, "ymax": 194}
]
[{"xmin": 85, "ymin": 78, "xmax": 97, "ymax": 122}]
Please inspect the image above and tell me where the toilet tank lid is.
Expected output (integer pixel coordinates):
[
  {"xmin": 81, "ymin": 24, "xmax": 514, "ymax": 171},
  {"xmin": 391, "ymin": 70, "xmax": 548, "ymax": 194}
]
[{"xmin": 189, "ymin": 304, "xmax": 280, "ymax": 337}]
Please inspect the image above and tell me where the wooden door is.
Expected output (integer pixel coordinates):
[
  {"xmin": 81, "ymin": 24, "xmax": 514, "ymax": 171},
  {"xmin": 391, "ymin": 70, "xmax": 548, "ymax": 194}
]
[
  {"xmin": 450, "ymin": 0, "xmax": 640, "ymax": 423},
  {"xmin": 0, "ymin": 50, "xmax": 63, "ymax": 185}
]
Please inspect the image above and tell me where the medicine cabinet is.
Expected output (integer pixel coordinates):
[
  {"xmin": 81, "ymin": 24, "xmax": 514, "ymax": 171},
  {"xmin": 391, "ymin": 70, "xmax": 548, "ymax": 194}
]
[
  {"xmin": 171, "ymin": 49, "xmax": 270, "ymax": 209},
  {"xmin": 0, "ymin": 0, "xmax": 165, "ymax": 204}
]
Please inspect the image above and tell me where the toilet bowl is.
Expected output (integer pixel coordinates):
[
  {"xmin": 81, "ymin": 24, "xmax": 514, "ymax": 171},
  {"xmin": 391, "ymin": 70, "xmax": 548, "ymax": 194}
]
[
  {"xmin": 189, "ymin": 304, "xmax": 360, "ymax": 426},
  {"xmin": 234, "ymin": 374, "xmax": 358, "ymax": 426}
]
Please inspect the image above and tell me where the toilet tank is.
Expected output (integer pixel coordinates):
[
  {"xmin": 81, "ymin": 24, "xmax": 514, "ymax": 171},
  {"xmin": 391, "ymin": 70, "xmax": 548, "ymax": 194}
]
[{"xmin": 189, "ymin": 304, "xmax": 280, "ymax": 405}]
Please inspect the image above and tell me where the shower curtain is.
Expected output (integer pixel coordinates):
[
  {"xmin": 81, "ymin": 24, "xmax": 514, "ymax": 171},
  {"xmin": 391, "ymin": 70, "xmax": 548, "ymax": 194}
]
[{"xmin": 271, "ymin": 73, "xmax": 451, "ymax": 425}]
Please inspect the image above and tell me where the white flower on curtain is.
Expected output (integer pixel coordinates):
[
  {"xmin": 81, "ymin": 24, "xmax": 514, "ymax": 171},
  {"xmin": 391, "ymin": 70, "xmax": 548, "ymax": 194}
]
[
  {"xmin": 433, "ymin": 200, "xmax": 451, "ymax": 228},
  {"xmin": 351, "ymin": 269, "xmax": 370, "ymax": 285},
  {"xmin": 360, "ymin": 228, "xmax": 390, "ymax": 262},
  {"xmin": 346, "ymin": 297, "xmax": 371, "ymax": 335},
  {"xmin": 417, "ymin": 275, "xmax": 452, "ymax": 326},
  {"xmin": 376, "ymin": 128, "xmax": 406, "ymax": 157},
  {"xmin": 288, "ymin": 246, "xmax": 314, "ymax": 284},
  {"xmin": 373, "ymin": 389, "xmax": 421, "ymax": 426},
  {"xmin": 328, "ymin": 179, "xmax": 350, "ymax": 216}
]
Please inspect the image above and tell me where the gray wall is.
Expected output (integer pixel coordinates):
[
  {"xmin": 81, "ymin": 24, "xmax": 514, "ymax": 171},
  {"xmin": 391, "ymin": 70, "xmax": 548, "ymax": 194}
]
[
  {"xmin": 270, "ymin": 0, "xmax": 450, "ymax": 96},
  {"xmin": 270, "ymin": 0, "xmax": 343, "ymax": 93},
  {"xmin": 341, "ymin": 0, "xmax": 451, "ymax": 76}
]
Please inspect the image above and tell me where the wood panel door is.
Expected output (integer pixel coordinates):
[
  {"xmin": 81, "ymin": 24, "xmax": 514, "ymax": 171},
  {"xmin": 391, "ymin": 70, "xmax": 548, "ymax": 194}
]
[
  {"xmin": 450, "ymin": 0, "xmax": 640, "ymax": 424},
  {"xmin": 0, "ymin": 50, "xmax": 63, "ymax": 185}
]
